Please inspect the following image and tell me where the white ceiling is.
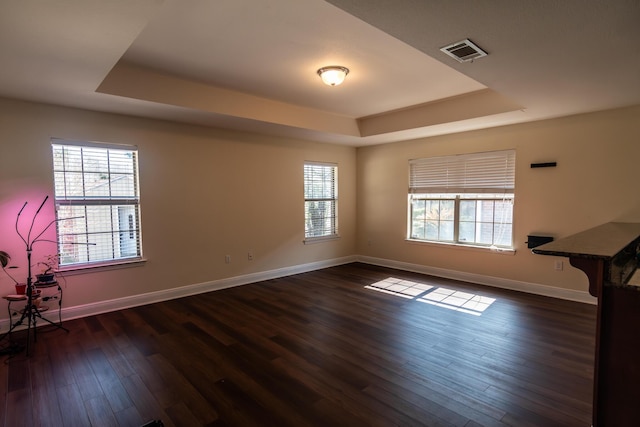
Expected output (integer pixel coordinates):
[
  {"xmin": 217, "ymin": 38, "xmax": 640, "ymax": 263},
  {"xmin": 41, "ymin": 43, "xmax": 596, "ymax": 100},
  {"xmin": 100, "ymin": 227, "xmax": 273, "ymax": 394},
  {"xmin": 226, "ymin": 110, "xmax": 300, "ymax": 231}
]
[{"xmin": 1, "ymin": 0, "xmax": 639, "ymax": 146}]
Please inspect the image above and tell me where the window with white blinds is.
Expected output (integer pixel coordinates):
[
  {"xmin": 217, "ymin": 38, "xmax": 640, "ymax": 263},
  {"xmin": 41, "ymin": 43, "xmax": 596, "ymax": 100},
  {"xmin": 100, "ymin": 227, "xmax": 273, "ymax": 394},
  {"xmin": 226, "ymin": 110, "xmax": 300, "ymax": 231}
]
[
  {"xmin": 52, "ymin": 140, "xmax": 143, "ymax": 267},
  {"xmin": 408, "ymin": 150, "xmax": 515, "ymax": 248},
  {"xmin": 409, "ymin": 150, "xmax": 515, "ymax": 194},
  {"xmin": 304, "ymin": 162, "xmax": 338, "ymax": 240}
]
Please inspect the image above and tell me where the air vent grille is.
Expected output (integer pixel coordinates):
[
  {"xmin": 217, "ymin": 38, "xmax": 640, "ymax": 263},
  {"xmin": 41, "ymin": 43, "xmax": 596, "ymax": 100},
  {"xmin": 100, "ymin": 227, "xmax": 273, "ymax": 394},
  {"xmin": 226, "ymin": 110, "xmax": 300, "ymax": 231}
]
[{"xmin": 440, "ymin": 39, "xmax": 487, "ymax": 63}]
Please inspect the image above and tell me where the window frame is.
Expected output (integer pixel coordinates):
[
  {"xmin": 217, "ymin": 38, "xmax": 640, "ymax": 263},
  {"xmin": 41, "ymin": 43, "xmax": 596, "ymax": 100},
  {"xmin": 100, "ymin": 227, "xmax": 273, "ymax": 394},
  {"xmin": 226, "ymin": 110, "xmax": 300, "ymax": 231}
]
[
  {"xmin": 51, "ymin": 139, "xmax": 144, "ymax": 269},
  {"xmin": 408, "ymin": 193, "xmax": 514, "ymax": 248},
  {"xmin": 303, "ymin": 161, "xmax": 339, "ymax": 242},
  {"xmin": 408, "ymin": 150, "xmax": 515, "ymax": 250}
]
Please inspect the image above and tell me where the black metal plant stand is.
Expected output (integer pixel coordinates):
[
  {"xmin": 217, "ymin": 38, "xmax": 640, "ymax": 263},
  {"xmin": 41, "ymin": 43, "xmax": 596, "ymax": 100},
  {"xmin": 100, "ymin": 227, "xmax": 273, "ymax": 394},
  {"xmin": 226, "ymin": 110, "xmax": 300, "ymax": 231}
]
[
  {"xmin": 0, "ymin": 196, "xmax": 70, "ymax": 356},
  {"xmin": 1, "ymin": 253, "xmax": 68, "ymax": 355}
]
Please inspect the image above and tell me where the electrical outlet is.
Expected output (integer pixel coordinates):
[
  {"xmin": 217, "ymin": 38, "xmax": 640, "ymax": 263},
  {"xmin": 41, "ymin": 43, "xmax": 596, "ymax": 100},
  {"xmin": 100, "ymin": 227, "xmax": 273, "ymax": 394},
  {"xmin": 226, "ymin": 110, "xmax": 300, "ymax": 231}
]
[
  {"xmin": 554, "ymin": 260, "xmax": 563, "ymax": 271},
  {"xmin": 225, "ymin": 255, "xmax": 231, "ymax": 264}
]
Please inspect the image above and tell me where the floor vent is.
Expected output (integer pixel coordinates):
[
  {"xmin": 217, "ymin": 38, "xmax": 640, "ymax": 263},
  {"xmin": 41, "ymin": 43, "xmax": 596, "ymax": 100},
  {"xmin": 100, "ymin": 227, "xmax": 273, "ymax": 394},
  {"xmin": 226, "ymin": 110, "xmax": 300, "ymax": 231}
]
[{"xmin": 440, "ymin": 39, "xmax": 487, "ymax": 63}]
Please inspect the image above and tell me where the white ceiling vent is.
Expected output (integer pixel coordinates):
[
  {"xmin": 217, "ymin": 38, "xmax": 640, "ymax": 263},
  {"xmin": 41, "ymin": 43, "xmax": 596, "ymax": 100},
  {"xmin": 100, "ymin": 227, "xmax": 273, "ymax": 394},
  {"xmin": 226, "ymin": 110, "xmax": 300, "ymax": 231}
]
[{"xmin": 440, "ymin": 39, "xmax": 487, "ymax": 63}]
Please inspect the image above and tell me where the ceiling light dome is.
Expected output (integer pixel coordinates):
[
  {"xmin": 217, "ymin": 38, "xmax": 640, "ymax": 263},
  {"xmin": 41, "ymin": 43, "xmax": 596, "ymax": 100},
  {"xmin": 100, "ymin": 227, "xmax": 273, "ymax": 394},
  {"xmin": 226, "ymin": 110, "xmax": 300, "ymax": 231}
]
[{"xmin": 317, "ymin": 66, "xmax": 349, "ymax": 86}]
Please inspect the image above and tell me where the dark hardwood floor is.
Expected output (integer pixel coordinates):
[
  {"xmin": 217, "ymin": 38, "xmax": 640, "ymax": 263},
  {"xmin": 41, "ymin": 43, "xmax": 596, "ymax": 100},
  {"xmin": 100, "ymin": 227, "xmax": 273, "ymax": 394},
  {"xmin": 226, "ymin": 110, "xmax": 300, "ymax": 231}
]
[{"xmin": 1, "ymin": 263, "xmax": 596, "ymax": 427}]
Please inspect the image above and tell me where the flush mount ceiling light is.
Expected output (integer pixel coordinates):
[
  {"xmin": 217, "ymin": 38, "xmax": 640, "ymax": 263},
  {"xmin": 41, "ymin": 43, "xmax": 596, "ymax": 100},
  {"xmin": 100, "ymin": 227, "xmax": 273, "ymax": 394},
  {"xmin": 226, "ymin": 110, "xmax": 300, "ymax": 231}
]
[{"xmin": 317, "ymin": 66, "xmax": 349, "ymax": 86}]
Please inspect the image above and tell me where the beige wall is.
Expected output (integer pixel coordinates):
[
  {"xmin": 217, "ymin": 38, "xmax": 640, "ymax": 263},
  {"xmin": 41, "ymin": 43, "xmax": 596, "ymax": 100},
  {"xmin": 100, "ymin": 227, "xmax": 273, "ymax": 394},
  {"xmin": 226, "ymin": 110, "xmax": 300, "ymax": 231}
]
[
  {"xmin": 0, "ymin": 98, "xmax": 357, "ymax": 314},
  {"xmin": 1, "ymin": 96, "xmax": 639, "ymax": 320},
  {"xmin": 356, "ymin": 105, "xmax": 640, "ymax": 292}
]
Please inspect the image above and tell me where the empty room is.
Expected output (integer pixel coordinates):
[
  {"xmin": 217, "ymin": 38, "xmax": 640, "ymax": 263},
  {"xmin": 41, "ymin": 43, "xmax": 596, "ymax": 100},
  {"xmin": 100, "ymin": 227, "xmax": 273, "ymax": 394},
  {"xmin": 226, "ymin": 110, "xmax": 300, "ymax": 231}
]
[{"xmin": 1, "ymin": 1, "xmax": 639, "ymax": 426}]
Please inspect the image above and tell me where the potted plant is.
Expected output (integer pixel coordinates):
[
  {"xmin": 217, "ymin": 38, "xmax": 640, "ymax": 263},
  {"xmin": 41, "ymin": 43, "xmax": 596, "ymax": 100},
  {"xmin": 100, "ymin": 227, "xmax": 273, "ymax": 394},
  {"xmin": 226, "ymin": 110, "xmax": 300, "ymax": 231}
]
[
  {"xmin": 1, "ymin": 250, "xmax": 25, "ymax": 293},
  {"xmin": 0, "ymin": 250, "xmax": 9, "ymax": 269},
  {"xmin": 36, "ymin": 253, "xmax": 59, "ymax": 283}
]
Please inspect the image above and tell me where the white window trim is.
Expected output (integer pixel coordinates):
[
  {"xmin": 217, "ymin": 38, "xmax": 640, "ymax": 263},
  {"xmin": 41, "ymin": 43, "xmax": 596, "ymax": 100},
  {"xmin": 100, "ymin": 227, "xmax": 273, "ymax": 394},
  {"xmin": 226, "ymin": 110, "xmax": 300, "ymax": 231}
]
[
  {"xmin": 303, "ymin": 234, "xmax": 341, "ymax": 245},
  {"xmin": 52, "ymin": 139, "xmax": 144, "ymax": 267},
  {"xmin": 405, "ymin": 236, "xmax": 516, "ymax": 255},
  {"xmin": 304, "ymin": 161, "xmax": 339, "ymax": 242},
  {"xmin": 56, "ymin": 257, "xmax": 148, "ymax": 275}
]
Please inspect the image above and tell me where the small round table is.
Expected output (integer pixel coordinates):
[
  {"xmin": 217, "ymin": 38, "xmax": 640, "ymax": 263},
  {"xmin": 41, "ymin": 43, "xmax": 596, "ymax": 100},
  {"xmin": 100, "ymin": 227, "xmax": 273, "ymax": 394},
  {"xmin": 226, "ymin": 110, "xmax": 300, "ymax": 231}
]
[
  {"xmin": 2, "ymin": 285, "xmax": 61, "ymax": 340},
  {"xmin": 3, "ymin": 294, "xmax": 27, "ymax": 337}
]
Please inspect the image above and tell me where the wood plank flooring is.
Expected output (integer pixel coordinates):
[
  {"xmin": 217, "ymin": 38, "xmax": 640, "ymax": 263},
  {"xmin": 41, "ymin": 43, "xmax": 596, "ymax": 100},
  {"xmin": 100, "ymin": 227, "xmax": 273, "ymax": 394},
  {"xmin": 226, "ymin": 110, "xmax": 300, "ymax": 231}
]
[{"xmin": 0, "ymin": 263, "xmax": 596, "ymax": 426}]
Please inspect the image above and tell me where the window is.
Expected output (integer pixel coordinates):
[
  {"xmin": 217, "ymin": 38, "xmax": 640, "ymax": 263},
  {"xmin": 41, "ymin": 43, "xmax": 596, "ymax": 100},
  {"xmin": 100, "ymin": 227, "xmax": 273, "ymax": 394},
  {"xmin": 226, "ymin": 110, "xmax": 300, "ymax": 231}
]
[
  {"xmin": 304, "ymin": 162, "xmax": 338, "ymax": 240},
  {"xmin": 52, "ymin": 140, "xmax": 143, "ymax": 267},
  {"xmin": 408, "ymin": 150, "xmax": 515, "ymax": 248}
]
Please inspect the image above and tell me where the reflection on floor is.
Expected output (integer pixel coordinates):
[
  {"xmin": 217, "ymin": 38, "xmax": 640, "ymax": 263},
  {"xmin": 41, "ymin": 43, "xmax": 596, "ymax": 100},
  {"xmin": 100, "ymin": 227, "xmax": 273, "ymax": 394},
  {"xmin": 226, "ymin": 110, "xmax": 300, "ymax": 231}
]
[{"xmin": 364, "ymin": 277, "xmax": 496, "ymax": 316}]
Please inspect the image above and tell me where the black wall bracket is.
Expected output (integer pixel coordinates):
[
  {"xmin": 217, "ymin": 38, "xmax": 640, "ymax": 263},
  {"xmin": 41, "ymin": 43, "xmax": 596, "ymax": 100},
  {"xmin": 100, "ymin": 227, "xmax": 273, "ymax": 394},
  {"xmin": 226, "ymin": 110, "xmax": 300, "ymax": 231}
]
[
  {"xmin": 526, "ymin": 235, "xmax": 554, "ymax": 249},
  {"xmin": 530, "ymin": 162, "xmax": 557, "ymax": 168}
]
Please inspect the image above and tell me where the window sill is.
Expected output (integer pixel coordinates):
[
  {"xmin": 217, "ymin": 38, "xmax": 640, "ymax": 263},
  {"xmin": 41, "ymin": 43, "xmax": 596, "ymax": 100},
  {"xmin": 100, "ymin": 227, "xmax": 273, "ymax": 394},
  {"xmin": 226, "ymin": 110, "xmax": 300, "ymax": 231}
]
[
  {"xmin": 303, "ymin": 234, "xmax": 341, "ymax": 245},
  {"xmin": 56, "ymin": 258, "xmax": 147, "ymax": 276},
  {"xmin": 405, "ymin": 239, "xmax": 516, "ymax": 255}
]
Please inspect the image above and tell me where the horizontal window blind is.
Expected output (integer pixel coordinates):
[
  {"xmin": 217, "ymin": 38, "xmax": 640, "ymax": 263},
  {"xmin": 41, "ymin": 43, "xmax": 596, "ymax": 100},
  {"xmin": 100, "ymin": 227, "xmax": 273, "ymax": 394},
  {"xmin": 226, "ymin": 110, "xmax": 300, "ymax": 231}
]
[
  {"xmin": 409, "ymin": 150, "xmax": 515, "ymax": 194},
  {"xmin": 304, "ymin": 162, "xmax": 338, "ymax": 238},
  {"xmin": 52, "ymin": 141, "xmax": 143, "ymax": 266}
]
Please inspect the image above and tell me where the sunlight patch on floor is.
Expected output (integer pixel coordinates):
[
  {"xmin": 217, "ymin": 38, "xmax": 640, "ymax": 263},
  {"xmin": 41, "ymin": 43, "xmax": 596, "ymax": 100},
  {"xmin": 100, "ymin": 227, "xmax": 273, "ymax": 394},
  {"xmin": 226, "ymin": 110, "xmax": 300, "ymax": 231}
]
[
  {"xmin": 417, "ymin": 287, "xmax": 496, "ymax": 316},
  {"xmin": 364, "ymin": 277, "xmax": 433, "ymax": 299},
  {"xmin": 365, "ymin": 277, "xmax": 496, "ymax": 316}
]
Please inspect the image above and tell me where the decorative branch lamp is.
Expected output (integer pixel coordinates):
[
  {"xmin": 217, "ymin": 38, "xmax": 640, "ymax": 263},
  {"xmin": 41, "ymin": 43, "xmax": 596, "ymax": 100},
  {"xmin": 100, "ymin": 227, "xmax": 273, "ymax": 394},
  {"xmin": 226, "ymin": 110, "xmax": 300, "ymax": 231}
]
[{"xmin": 0, "ymin": 196, "xmax": 70, "ymax": 355}]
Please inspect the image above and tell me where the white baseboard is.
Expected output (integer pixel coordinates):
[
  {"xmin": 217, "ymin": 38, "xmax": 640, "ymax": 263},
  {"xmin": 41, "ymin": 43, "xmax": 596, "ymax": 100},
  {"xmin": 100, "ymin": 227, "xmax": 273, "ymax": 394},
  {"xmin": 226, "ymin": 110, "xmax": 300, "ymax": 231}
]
[
  {"xmin": 0, "ymin": 253, "xmax": 594, "ymax": 333},
  {"xmin": 0, "ymin": 255, "xmax": 357, "ymax": 332},
  {"xmin": 357, "ymin": 255, "xmax": 596, "ymax": 305}
]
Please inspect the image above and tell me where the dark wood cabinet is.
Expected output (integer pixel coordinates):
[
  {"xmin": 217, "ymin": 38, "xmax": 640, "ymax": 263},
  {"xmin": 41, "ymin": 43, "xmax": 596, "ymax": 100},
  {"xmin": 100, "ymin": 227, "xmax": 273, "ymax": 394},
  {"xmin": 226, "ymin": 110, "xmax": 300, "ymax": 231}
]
[
  {"xmin": 597, "ymin": 285, "xmax": 640, "ymax": 425},
  {"xmin": 533, "ymin": 222, "xmax": 640, "ymax": 426}
]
